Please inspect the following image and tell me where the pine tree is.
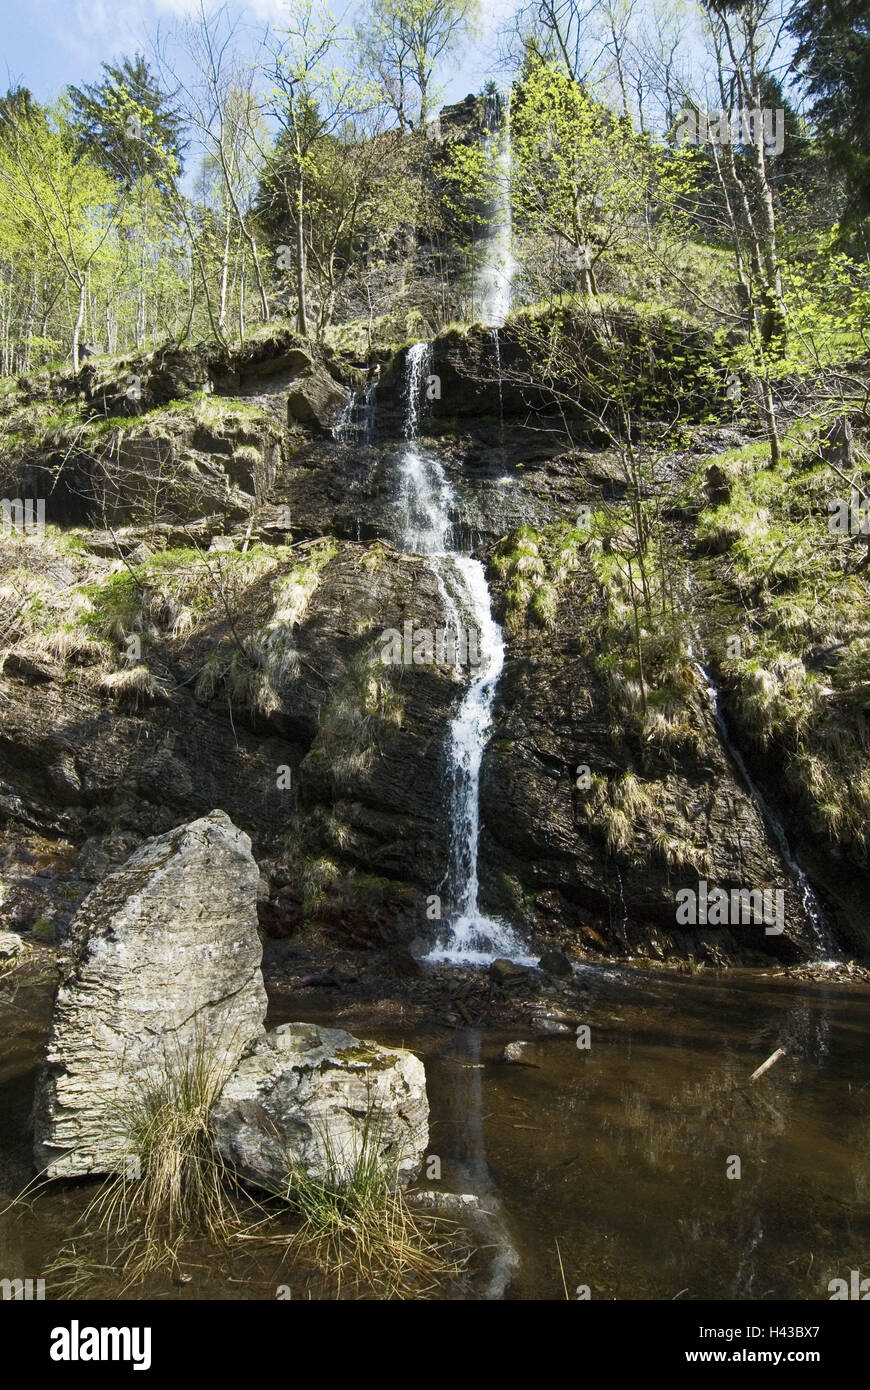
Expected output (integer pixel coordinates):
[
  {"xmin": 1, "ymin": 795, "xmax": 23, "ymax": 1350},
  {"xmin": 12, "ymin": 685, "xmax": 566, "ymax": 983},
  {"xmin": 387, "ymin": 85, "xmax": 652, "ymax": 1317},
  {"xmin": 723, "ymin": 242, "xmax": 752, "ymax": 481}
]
[
  {"xmin": 789, "ymin": 0, "xmax": 870, "ymax": 221},
  {"xmin": 68, "ymin": 55, "xmax": 185, "ymax": 190}
]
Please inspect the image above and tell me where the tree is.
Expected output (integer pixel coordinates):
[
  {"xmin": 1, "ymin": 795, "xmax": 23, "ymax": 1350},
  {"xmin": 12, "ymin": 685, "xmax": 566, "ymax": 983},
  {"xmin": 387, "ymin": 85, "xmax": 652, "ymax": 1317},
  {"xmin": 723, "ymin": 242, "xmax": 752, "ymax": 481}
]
[
  {"xmin": 267, "ymin": 0, "xmax": 383, "ymax": 336},
  {"xmin": 160, "ymin": 2, "xmax": 271, "ymax": 333},
  {"xmin": 0, "ymin": 99, "xmax": 125, "ymax": 370},
  {"xmin": 258, "ymin": 117, "xmax": 415, "ymax": 337},
  {"xmin": 691, "ymin": 0, "xmax": 795, "ymax": 464},
  {"xmin": 356, "ymin": 0, "xmax": 480, "ymax": 129},
  {"xmin": 789, "ymin": 0, "xmax": 870, "ymax": 224},
  {"xmin": 511, "ymin": 56, "xmax": 661, "ymax": 296},
  {"xmin": 68, "ymin": 54, "xmax": 185, "ymax": 191}
]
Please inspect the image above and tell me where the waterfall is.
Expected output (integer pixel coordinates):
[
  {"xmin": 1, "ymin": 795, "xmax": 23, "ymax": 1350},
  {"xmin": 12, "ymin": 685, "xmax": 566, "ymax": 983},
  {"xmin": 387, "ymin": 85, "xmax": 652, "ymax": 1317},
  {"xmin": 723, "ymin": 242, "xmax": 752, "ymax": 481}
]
[
  {"xmin": 692, "ymin": 656, "xmax": 837, "ymax": 961},
  {"xmin": 331, "ymin": 377, "xmax": 378, "ymax": 445},
  {"xmin": 331, "ymin": 388, "xmax": 355, "ymax": 442},
  {"xmin": 490, "ymin": 328, "xmax": 505, "ymax": 443},
  {"xmin": 396, "ymin": 342, "xmax": 533, "ymax": 964},
  {"xmin": 683, "ymin": 582, "xmax": 837, "ymax": 960},
  {"xmin": 479, "ymin": 91, "xmax": 515, "ymax": 329}
]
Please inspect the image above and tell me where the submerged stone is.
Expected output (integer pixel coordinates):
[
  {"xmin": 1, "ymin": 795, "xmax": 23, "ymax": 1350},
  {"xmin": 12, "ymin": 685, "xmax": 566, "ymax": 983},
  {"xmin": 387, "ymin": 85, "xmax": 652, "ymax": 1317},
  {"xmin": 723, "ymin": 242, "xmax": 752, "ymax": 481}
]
[{"xmin": 502, "ymin": 1040, "xmax": 539, "ymax": 1066}]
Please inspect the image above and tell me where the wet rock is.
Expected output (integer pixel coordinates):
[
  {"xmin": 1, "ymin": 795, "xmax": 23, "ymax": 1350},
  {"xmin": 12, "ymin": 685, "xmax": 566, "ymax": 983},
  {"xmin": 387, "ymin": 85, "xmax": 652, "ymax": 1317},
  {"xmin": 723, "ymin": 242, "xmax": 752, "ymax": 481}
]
[
  {"xmin": 136, "ymin": 751, "xmax": 194, "ymax": 807},
  {"xmin": 32, "ymin": 810, "xmax": 267, "ymax": 1179},
  {"xmin": 286, "ymin": 365, "xmax": 348, "ymax": 431},
  {"xmin": 377, "ymin": 312, "xmax": 722, "ymax": 434},
  {"xmin": 211, "ymin": 1022, "xmax": 428, "ymax": 1187},
  {"xmin": 490, "ymin": 958, "xmax": 531, "ymax": 987},
  {"xmin": 483, "ymin": 551, "xmax": 818, "ymax": 962},
  {"xmin": 538, "ymin": 947, "xmax": 573, "ymax": 979},
  {"xmin": 530, "ymin": 1006, "xmax": 584, "ymax": 1027},
  {"xmin": 0, "ymin": 539, "xmax": 462, "ymax": 938},
  {"xmin": 45, "ymin": 751, "xmax": 81, "ymax": 803},
  {"xmin": 529, "ymin": 1015, "xmax": 573, "ymax": 1036},
  {"xmin": 502, "ymin": 1040, "xmax": 539, "ymax": 1066},
  {"xmin": 296, "ymin": 970, "xmax": 357, "ymax": 988},
  {"xmin": 1, "ymin": 654, "xmax": 53, "ymax": 685},
  {"xmin": 0, "ymin": 931, "xmax": 25, "ymax": 959},
  {"xmin": 408, "ymin": 1190, "xmax": 480, "ymax": 1213}
]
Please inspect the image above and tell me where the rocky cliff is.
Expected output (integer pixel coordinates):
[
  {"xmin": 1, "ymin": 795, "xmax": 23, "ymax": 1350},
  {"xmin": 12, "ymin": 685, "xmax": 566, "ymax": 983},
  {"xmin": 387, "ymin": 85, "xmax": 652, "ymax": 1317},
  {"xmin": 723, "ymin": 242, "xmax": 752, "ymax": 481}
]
[{"xmin": 1, "ymin": 318, "xmax": 867, "ymax": 964}]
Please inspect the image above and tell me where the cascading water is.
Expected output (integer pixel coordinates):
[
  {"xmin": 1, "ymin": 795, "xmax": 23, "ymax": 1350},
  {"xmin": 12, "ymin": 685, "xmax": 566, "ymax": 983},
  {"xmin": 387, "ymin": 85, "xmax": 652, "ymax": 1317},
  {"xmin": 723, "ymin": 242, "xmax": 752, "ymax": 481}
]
[
  {"xmin": 683, "ymin": 581, "xmax": 837, "ymax": 960},
  {"xmin": 332, "ymin": 388, "xmax": 356, "ymax": 442},
  {"xmin": 396, "ymin": 343, "xmax": 533, "ymax": 964},
  {"xmin": 479, "ymin": 90, "xmax": 515, "ymax": 329},
  {"xmin": 489, "ymin": 328, "xmax": 505, "ymax": 444},
  {"xmin": 331, "ymin": 378, "xmax": 378, "ymax": 445},
  {"xmin": 692, "ymin": 655, "xmax": 837, "ymax": 960}
]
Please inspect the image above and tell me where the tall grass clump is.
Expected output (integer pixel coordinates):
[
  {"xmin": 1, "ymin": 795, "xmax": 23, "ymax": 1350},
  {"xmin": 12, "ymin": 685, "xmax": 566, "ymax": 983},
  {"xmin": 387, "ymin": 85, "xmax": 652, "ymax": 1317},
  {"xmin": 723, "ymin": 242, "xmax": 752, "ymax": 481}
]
[
  {"xmin": 269, "ymin": 1107, "xmax": 463, "ymax": 1299},
  {"xmin": 39, "ymin": 1043, "xmax": 465, "ymax": 1300},
  {"xmin": 47, "ymin": 1040, "xmax": 239, "ymax": 1295}
]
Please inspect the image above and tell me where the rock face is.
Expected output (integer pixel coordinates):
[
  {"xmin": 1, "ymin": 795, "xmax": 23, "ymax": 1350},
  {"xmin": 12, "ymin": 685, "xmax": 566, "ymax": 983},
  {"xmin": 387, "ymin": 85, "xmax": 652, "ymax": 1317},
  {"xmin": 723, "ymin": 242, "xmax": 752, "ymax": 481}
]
[
  {"xmin": 1, "ymin": 323, "xmax": 863, "ymax": 960},
  {"xmin": 481, "ymin": 554, "xmax": 818, "ymax": 960},
  {"xmin": 0, "ymin": 538, "xmax": 462, "ymax": 947},
  {"xmin": 375, "ymin": 313, "xmax": 725, "ymax": 433},
  {"xmin": 32, "ymin": 811, "xmax": 267, "ymax": 1179},
  {"xmin": 211, "ymin": 1022, "xmax": 429, "ymax": 1188},
  {"xmin": 285, "ymin": 363, "xmax": 348, "ymax": 430}
]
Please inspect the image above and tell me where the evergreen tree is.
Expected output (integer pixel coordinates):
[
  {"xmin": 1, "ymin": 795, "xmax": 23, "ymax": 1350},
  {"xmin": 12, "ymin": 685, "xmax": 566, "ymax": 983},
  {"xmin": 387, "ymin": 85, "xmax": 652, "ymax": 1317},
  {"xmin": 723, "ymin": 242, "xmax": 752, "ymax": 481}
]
[
  {"xmin": 68, "ymin": 54, "xmax": 185, "ymax": 190},
  {"xmin": 789, "ymin": 0, "xmax": 870, "ymax": 221}
]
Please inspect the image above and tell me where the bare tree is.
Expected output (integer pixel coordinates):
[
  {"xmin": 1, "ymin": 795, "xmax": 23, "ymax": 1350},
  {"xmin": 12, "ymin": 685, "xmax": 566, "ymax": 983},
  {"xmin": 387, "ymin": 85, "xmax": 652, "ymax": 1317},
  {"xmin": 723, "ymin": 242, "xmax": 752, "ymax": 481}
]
[
  {"xmin": 356, "ymin": 0, "xmax": 480, "ymax": 129},
  {"xmin": 158, "ymin": 1, "xmax": 271, "ymax": 333}
]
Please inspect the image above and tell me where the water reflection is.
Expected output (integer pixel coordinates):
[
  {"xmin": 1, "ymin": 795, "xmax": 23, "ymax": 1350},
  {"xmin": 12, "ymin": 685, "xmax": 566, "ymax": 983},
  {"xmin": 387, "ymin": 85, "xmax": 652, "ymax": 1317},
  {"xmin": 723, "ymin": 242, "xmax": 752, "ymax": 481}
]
[{"xmin": 3, "ymin": 969, "xmax": 870, "ymax": 1300}]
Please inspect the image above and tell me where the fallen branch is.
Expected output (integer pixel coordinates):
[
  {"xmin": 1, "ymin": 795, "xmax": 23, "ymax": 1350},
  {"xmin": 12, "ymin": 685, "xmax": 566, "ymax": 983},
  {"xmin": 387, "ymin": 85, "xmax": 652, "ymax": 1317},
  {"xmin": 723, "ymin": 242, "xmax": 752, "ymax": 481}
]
[{"xmin": 749, "ymin": 1047, "xmax": 785, "ymax": 1083}]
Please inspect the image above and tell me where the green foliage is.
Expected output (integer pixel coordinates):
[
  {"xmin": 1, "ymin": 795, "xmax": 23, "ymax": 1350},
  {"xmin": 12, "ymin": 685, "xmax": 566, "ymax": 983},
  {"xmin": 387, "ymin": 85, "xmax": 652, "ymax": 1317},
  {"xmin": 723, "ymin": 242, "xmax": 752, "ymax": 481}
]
[
  {"xmin": 67, "ymin": 54, "xmax": 184, "ymax": 190},
  {"xmin": 695, "ymin": 424, "xmax": 870, "ymax": 850},
  {"xmin": 789, "ymin": 0, "xmax": 870, "ymax": 223},
  {"xmin": 511, "ymin": 57, "xmax": 679, "ymax": 293},
  {"xmin": 492, "ymin": 522, "xmax": 584, "ymax": 633}
]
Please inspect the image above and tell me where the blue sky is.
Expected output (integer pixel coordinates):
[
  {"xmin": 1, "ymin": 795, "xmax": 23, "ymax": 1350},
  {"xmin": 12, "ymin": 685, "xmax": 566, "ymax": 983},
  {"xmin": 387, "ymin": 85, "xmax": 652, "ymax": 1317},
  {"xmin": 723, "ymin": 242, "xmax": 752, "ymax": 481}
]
[{"xmin": 0, "ymin": 0, "xmax": 511, "ymax": 108}]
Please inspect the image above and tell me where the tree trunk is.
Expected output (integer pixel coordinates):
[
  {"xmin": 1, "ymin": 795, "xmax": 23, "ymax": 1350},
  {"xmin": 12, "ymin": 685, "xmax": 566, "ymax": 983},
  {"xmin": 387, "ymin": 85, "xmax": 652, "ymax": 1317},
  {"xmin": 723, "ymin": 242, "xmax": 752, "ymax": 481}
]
[
  {"xmin": 72, "ymin": 278, "xmax": 86, "ymax": 373},
  {"xmin": 218, "ymin": 208, "xmax": 231, "ymax": 332},
  {"xmin": 295, "ymin": 174, "xmax": 308, "ymax": 338}
]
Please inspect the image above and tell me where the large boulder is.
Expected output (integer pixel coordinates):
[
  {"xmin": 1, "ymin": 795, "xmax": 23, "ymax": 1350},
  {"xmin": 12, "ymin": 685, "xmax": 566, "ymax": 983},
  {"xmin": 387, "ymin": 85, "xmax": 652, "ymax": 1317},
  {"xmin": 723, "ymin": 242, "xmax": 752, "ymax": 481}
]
[
  {"xmin": 211, "ymin": 1022, "xmax": 429, "ymax": 1188},
  {"xmin": 286, "ymin": 364, "xmax": 348, "ymax": 431},
  {"xmin": 32, "ymin": 810, "xmax": 267, "ymax": 1179}
]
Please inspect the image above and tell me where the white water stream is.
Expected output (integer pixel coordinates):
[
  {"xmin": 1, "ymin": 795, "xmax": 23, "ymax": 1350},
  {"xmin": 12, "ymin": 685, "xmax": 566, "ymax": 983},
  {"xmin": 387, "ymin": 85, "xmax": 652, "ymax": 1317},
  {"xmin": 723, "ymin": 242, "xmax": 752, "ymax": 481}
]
[
  {"xmin": 396, "ymin": 344, "xmax": 532, "ymax": 963},
  {"xmin": 683, "ymin": 581, "xmax": 837, "ymax": 961},
  {"xmin": 479, "ymin": 91, "xmax": 515, "ymax": 329}
]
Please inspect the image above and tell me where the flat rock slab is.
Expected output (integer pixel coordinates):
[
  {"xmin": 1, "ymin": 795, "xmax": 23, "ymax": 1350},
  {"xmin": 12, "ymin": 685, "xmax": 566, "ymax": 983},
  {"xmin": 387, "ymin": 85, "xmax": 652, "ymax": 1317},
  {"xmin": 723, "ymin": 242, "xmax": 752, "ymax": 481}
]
[
  {"xmin": 211, "ymin": 1021, "xmax": 429, "ymax": 1189},
  {"xmin": 32, "ymin": 810, "xmax": 267, "ymax": 1178}
]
